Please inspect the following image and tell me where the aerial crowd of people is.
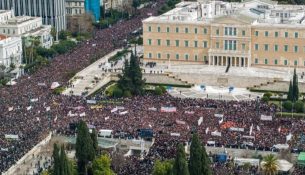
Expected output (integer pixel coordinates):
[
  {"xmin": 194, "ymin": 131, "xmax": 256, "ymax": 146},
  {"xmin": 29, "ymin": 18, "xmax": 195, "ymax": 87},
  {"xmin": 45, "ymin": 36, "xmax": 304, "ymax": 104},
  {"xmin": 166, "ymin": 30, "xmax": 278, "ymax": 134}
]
[{"xmin": 0, "ymin": 0, "xmax": 304, "ymax": 174}]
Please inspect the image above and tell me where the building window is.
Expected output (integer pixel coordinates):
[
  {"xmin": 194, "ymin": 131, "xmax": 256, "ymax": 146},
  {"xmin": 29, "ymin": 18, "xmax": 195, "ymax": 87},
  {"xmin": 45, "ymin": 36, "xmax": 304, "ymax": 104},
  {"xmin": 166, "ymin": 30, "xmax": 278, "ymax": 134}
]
[
  {"xmin": 185, "ymin": 27, "xmax": 189, "ymax": 33},
  {"xmin": 274, "ymin": 45, "xmax": 278, "ymax": 52},
  {"xmin": 185, "ymin": 54, "xmax": 189, "ymax": 60},
  {"xmin": 194, "ymin": 41, "xmax": 198, "ymax": 48},
  {"xmin": 157, "ymin": 26, "xmax": 161, "ymax": 32},
  {"xmin": 203, "ymin": 28, "xmax": 207, "ymax": 34},
  {"xmin": 203, "ymin": 41, "xmax": 208, "ymax": 48},
  {"xmin": 255, "ymin": 58, "xmax": 258, "ymax": 64},
  {"xmin": 166, "ymin": 27, "xmax": 170, "ymax": 33},
  {"xmin": 216, "ymin": 29, "xmax": 219, "ymax": 35},
  {"xmin": 175, "ymin": 40, "xmax": 179, "ymax": 47},
  {"xmin": 294, "ymin": 46, "xmax": 298, "ymax": 53},
  {"xmin": 294, "ymin": 60, "xmax": 298, "ymax": 66},
  {"xmin": 295, "ymin": 32, "xmax": 298, "ymax": 38},
  {"xmin": 285, "ymin": 32, "xmax": 288, "ymax": 38},
  {"xmin": 274, "ymin": 59, "xmax": 278, "ymax": 65},
  {"xmin": 224, "ymin": 40, "xmax": 237, "ymax": 50},
  {"xmin": 275, "ymin": 31, "xmax": 279, "ymax": 37},
  {"xmin": 265, "ymin": 58, "xmax": 268, "ymax": 65},
  {"xmin": 157, "ymin": 39, "xmax": 161, "ymax": 46},
  {"xmin": 176, "ymin": 27, "xmax": 179, "ymax": 33},
  {"xmin": 176, "ymin": 54, "xmax": 179, "ymax": 60},
  {"xmin": 204, "ymin": 56, "xmax": 207, "ymax": 62},
  {"xmin": 148, "ymin": 39, "xmax": 152, "ymax": 45},
  {"xmin": 242, "ymin": 30, "xmax": 246, "ymax": 36},
  {"xmin": 265, "ymin": 31, "xmax": 268, "ymax": 37},
  {"xmin": 167, "ymin": 54, "xmax": 170, "ymax": 59},
  {"xmin": 242, "ymin": 43, "xmax": 246, "ymax": 50},
  {"xmin": 284, "ymin": 45, "xmax": 288, "ymax": 52},
  {"xmin": 194, "ymin": 28, "xmax": 198, "ymax": 34},
  {"xmin": 255, "ymin": 44, "xmax": 259, "ymax": 51},
  {"xmin": 157, "ymin": 53, "xmax": 161, "ymax": 59},
  {"xmin": 284, "ymin": 60, "xmax": 288, "ymax": 65},
  {"xmin": 195, "ymin": 55, "xmax": 198, "ymax": 61},
  {"xmin": 148, "ymin": 53, "xmax": 152, "ymax": 58},
  {"xmin": 264, "ymin": 44, "xmax": 269, "ymax": 51},
  {"xmin": 166, "ymin": 40, "xmax": 170, "ymax": 46},
  {"xmin": 216, "ymin": 42, "xmax": 220, "ymax": 49},
  {"xmin": 185, "ymin": 40, "xmax": 189, "ymax": 47},
  {"xmin": 224, "ymin": 27, "xmax": 237, "ymax": 36},
  {"xmin": 255, "ymin": 31, "xmax": 259, "ymax": 36}
]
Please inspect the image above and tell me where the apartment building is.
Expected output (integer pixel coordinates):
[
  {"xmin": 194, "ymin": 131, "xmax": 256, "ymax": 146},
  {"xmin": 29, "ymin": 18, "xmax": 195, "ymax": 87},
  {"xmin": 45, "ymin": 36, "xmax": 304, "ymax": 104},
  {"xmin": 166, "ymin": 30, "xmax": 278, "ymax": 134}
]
[
  {"xmin": 66, "ymin": 0, "xmax": 85, "ymax": 16},
  {"xmin": 0, "ymin": 10, "xmax": 53, "ymax": 48},
  {"xmin": 143, "ymin": 0, "xmax": 305, "ymax": 68}
]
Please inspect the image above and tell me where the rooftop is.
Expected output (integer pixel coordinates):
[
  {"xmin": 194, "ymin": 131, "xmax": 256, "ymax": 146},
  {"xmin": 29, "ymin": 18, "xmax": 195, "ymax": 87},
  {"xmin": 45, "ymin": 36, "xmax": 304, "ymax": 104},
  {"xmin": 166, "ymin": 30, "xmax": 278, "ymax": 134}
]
[{"xmin": 143, "ymin": 0, "xmax": 305, "ymax": 27}]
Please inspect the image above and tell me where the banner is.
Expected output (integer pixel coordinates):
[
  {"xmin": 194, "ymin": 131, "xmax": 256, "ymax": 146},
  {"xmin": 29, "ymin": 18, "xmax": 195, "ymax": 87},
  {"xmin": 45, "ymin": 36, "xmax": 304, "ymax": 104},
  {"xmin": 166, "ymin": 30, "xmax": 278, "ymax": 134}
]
[
  {"xmin": 117, "ymin": 106, "xmax": 125, "ymax": 110},
  {"xmin": 260, "ymin": 115, "xmax": 272, "ymax": 121},
  {"xmin": 45, "ymin": 106, "xmax": 51, "ymax": 111},
  {"xmin": 207, "ymin": 141, "xmax": 215, "ymax": 145},
  {"xmin": 286, "ymin": 133, "xmax": 293, "ymax": 142},
  {"xmin": 8, "ymin": 107, "xmax": 13, "ymax": 112},
  {"xmin": 30, "ymin": 98, "xmax": 38, "ymax": 102},
  {"xmin": 161, "ymin": 107, "xmax": 177, "ymax": 113},
  {"xmin": 26, "ymin": 106, "xmax": 32, "ymax": 111},
  {"xmin": 205, "ymin": 127, "xmax": 209, "ymax": 134},
  {"xmin": 215, "ymin": 114, "xmax": 224, "ymax": 118},
  {"xmin": 37, "ymin": 83, "xmax": 46, "ymax": 86},
  {"xmin": 119, "ymin": 111, "xmax": 128, "ymax": 115},
  {"xmin": 5, "ymin": 134, "xmax": 19, "ymax": 140},
  {"xmin": 249, "ymin": 124, "xmax": 253, "ymax": 136},
  {"xmin": 170, "ymin": 133, "xmax": 180, "ymax": 137},
  {"xmin": 68, "ymin": 111, "xmax": 78, "ymax": 117},
  {"xmin": 148, "ymin": 107, "xmax": 157, "ymax": 111},
  {"xmin": 51, "ymin": 82, "xmax": 60, "ymax": 89},
  {"xmin": 242, "ymin": 135, "xmax": 255, "ymax": 139},
  {"xmin": 211, "ymin": 131, "xmax": 222, "ymax": 137},
  {"xmin": 176, "ymin": 119, "xmax": 186, "ymax": 125},
  {"xmin": 229, "ymin": 127, "xmax": 244, "ymax": 132},
  {"xmin": 1, "ymin": 148, "xmax": 8, "ymax": 151},
  {"xmin": 185, "ymin": 111, "xmax": 195, "ymax": 115},
  {"xmin": 86, "ymin": 100, "xmax": 97, "ymax": 104},
  {"xmin": 198, "ymin": 117, "xmax": 203, "ymax": 126},
  {"xmin": 111, "ymin": 107, "xmax": 118, "ymax": 113},
  {"xmin": 105, "ymin": 116, "xmax": 110, "ymax": 121},
  {"xmin": 79, "ymin": 112, "xmax": 86, "ymax": 117}
]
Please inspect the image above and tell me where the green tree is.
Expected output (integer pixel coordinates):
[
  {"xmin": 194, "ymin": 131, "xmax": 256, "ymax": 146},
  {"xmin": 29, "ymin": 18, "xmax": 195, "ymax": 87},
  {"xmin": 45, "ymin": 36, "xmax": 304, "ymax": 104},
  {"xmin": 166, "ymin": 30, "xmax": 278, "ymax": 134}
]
[
  {"xmin": 261, "ymin": 154, "xmax": 278, "ymax": 175},
  {"xmin": 287, "ymin": 81, "xmax": 293, "ymax": 101},
  {"xmin": 294, "ymin": 100, "xmax": 304, "ymax": 113},
  {"xmin": 129, "ymin": 52, "xmax": 145, "ymax": 95},
  {"xmin": 152, "ymin": 160, "xmax": 173, "ymax": 175},
  {"xmin": 283, "ymin": 101, "xmax": 293, "ymax": 111},
  {"xmin": 132, "ymin": 0, "xmax": 140, "ymax": 13},
  {"xmin": 292, "ymin": 68, "xmax": 299, "ymax": 102},
  {"xmin": 53, "ymin": 143, "xmax": 60, "ymax": 175},
  {"xmin": 189, "ymin": 133, "xmax": 211, "ymax": 175},
  {"xmin": 172, "ymin": 144, "xmax": 189, "ymax": 175},
  {"xmin": 76, "ymin": 120, "xmax": 95, "ymax": 175},
  {"xmin": 154, "ymin": 86, "xmax": 163, "ymax": 95},
  {"xmin": 92, "ymin": 154, "xmax": 115, "ymax": 175},
  {"xmin": 91, "ymin": 129, "xmax": 99, "ymax": 155},
  {"xmin": 117, "ymin": 59, "xmax": 133, "ymax": 93}
]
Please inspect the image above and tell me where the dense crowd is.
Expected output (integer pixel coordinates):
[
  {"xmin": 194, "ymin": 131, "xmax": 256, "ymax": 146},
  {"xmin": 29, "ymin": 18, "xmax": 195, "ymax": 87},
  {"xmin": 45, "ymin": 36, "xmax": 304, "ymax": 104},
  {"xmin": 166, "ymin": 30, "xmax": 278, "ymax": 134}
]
[{"xmin": 0, "ymin": 1, "xmax": 304, "ymax": 175}]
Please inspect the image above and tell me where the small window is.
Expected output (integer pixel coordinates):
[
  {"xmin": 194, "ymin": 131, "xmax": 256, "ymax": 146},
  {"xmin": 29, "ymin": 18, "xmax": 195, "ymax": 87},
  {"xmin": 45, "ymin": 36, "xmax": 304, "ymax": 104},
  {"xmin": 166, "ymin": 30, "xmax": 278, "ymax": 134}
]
[
  {"xmin": 285, "ymin": 32, "xmax": 288, "ymax": 38},
  {"xmin": 203, "ymin": 28, "xmax": 207, "ymax": 34},
  {"xmin": 166, "ymin": 27, "xmax": 170, "ymax": 33},
  {"xmin": 255, "ymin": 58, "xmax": 258, "ymax": 64},
  {"xmin": 194, "ymin": 28, "xmax": 198, "ymax": 34},
  {"xmin": 255, "ymin": 44, "xmax": 259, "ymax": 51},
  {"xmin": 284, "ymin": 45, "xmax": 288, "ymax": 52},
  {"xmin": 264, "ymin": 58, "xmax": 268, "ymax": 65},
  {"xmin": 294, "ymin": 60, "xmax": 298, "ymax": 66},
  {"xmin": 295, "ymin": 32, "xmax": 298, "ymax": 38},
  {"xmin": 242, "ymin": 30, "xmax": 246, "ymax": 36},
  {"xmin": 265, "ymin": 31, "xmax": 268, "ymax": 37},
  {"xmin": 264, "ymin": 44, "xmax": 269, "ymax": 51},
  {"xmin": 157, "ymin": 26, "xmax": 161, "ymax": 32},
  {"xmin": 255, "ymin": 31, "xmax": 259, "ymax": 36},
  {"xmin": 185, "ymin": 54, "xmax": 189, "ymax": 60},
  {"xmin": 216, "ymin": 42, "xmax": 220, "ymax": 49},
  {"xmin": 242, "ymin": 43, "xmax": 246, "ymax": 50},
  {"xmin": 167, "ymin": 54, "xmax": 170, "ymax": 59},
  {"xmin": 195, "ymin": 55, "xmax": 198, "ymax": 61},
  {"xmin": 203, "ymin": 41, "xmax": 208, "ymax": 48},
  {"xmin": 294, "ymin": 46, "xmax": 298, "ymax": 53},
  {"xmin": 176, "ymin": 54, "xmax": 179, "ymax": 60},
  {"xmin": 194, "ymin": 41, "xmax": 198, "ymax": 48},
  {"xmin": 148, "ymin": 26, "xmax": 151, "ymax": 32},
  {"xmin": 148, "ymin": 53, "xmax": 152, "ymax": 58},
  {"xmin": 176, "ymin": 27, "xmax": 179, "ymax": 33},
  {"xmin": 157, "ymin": 39, "xmax": 161, "ymax": 46},
  {"xmin": 274, "ymin": 45, "xmax": 278, "ymax": 52},
  {"xmin": 175, "ymin": 40, "xmax": 179, "ymax": 47},
  {"xmin": 157, "ymin": 53, "xmax": 161, "ymax": 59},
  {"xmin": 275, "ymin": 31, "xmax": 279, "ymax": 37},
  {"xmin": 185, "ymin": 40, "xmax": 189, "ymax": 47},
  {"xmin": 148, "ymin": 39, "xmax": 152, "ymax": 45},
  {"xmin": 166, "ymin": 40, "xmax": 170, "ymax": 46},
  {"xmin": 274, "ymin": 59, "xmax": 278, "ymax": 65},
  {"xmin": 284, "ymin": 60, "xmax": 288, "ymax": 65},
  {"xmin": 216, "ymin": 29, "xmax": 219, "ymax": 35},
  {"xmin": 185, "ymin": 28, "xmax": 189, "ymax": 33}
]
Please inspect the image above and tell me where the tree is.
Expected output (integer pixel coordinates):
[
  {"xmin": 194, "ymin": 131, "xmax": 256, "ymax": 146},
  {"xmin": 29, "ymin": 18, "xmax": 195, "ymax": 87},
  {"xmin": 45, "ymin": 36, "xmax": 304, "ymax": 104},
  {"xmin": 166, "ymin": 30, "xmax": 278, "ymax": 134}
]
[
  {"xmin": 172, "ymin": 144, "xmax": 189, "ymax": 175},
  {"xmin": 292, "ymin": 68, "xmax": 299, "ymax": 102},
  {"xmin": 92, "ymin": 154, "xmax": 115, "ymax": 175},
  {"xmin": 129, "ymin": 52, "xmax": 145, "ymax": 95},
  {"xmin": 152, "ymin": 160, "xmax": 173, "ymax": 175},
  {"xmin": 287, "ymin": 81, "xmax": 293, "ymax": 101},
  {"xmin": 294, "ymin": 100, "xmax": 304, "ymax": 113},
  {"xmin": 91, "ymin": 129, "xmax": 99, "ymax": 155},
  {"xmin": 132, "ymin": 0, "xmax": 140, "ymax": 13},
  {"xmin": 283, "ymin": 101, "xmax": 293, "ymax": 111},
  {"xmin": 154, "ymin": 86, "xmax": 163, "ymax": 95},
  {"xmin": 261, "ymin": 154, "xmax": 278, "ymax": 175},
  {"xmin": 76, "ymin": 120, "xmax": 95, "ymax": 175},
  {"xmin": 189, "ymin": 133, "xmax": 211, "ymax": 175},
  {"xmin": 117, "ymin": 59, "xmax": 133, "ymax": 93},
  {"xmin": 53, "ymin": 143, "xmax": 60, "ymax": 175}
]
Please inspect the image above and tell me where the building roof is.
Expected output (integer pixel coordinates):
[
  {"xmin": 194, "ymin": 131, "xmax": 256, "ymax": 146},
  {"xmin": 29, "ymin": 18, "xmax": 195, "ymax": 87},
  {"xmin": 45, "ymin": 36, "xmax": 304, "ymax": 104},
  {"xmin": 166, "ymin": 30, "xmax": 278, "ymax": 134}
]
[{"xmin": 143, "ymin": 0, "xmax": 305, "ymax": 27}]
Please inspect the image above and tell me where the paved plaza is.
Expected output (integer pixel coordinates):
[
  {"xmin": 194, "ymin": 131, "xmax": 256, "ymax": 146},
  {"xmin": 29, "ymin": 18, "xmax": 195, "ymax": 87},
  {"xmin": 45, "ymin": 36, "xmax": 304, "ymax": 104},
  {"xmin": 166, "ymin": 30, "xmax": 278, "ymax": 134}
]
[{"xmin": 169, "ymin": 85, "xmax": 263, "ymax": 101}]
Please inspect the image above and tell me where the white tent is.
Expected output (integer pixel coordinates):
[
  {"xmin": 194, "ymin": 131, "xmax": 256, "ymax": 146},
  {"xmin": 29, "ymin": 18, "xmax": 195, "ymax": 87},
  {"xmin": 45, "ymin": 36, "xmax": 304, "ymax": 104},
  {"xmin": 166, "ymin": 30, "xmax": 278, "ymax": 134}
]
[{"xmin": 51, "ymin": 82, "xmax": 60, "ymax": 89}]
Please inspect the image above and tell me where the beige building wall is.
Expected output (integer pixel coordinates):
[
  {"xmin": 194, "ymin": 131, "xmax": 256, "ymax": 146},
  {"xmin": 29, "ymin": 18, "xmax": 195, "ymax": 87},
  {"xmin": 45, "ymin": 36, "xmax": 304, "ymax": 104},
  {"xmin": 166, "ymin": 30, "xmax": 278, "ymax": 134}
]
[{"xmin": 143, "ymin": 19, "xmax": 305, "ymax": 68}]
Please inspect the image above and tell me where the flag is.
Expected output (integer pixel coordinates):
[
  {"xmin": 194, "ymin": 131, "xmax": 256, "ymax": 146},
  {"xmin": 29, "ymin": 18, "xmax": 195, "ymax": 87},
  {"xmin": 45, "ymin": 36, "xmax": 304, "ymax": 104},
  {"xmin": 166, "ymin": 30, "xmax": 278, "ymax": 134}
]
[
  {"xmin": 256, "ymin": 125, "xmax": 260, "ymax": 131},
  {"xmin": 176, "ymin": 119, "xmax": 186, "ymax": 125},
  {"xmin": 160, "ymin": 107, "xmax": 177, "ymax": 113},
  {"xmin": 26, "ymin": 106, "xmax": 32, "ymax": 111},
  {"xmin": 111, "ymin": 107, "xmax": 118, "ymax": 113},
  {"xmin": 105, "ymin": 116, "xmax": 110, "ymax": 121},
  {"xmin": 286, "ymin": 133, "xmax": 292, "ymax": 142},
  {"xmin": 30, "ymin": 98, "xmax": 38, "ymax": 102},
  {"xmin": 205, "ymin": 127, "xmax": 209, "ymax": 134},
  {"xmin": 250, "ymin": 124, "xmax": 253, "ymax": 136},
  {"xmin": 79, "ymin": 112, "xmax": 86, "ymax": 117}
]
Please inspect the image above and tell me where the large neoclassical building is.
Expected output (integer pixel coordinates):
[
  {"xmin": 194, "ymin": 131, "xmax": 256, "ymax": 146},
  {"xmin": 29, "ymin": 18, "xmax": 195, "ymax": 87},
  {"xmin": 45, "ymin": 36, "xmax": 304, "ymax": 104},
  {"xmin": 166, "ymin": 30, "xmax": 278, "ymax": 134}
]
[{"xmin": 143, "ymin": 0, "xmax": 305, "ymax": 68}]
